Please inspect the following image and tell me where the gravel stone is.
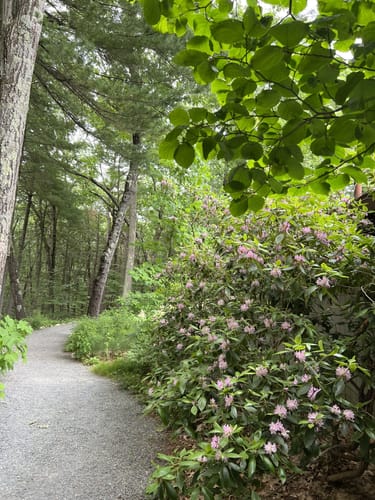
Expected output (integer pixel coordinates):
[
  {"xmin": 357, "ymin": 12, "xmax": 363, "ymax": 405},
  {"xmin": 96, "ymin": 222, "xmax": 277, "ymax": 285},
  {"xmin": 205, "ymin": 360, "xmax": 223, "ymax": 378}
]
[{"xmin": 0, "ymin": 324, "xmax": 167, "ymax": 500}]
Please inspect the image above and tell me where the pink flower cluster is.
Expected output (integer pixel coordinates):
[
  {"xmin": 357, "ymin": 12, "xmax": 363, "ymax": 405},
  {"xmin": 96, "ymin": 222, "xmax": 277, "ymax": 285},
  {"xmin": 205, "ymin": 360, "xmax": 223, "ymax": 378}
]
[
  {"xmin": 237, "ymin": 245, "xmax": 264, "ymax": 264},
  {"xmin": 336, "ymin": 366, "xmax": 351, "ymax": 381},
  {"xmin": 269, "ymin": 420, "xmax": 289, "ymax": 439}
]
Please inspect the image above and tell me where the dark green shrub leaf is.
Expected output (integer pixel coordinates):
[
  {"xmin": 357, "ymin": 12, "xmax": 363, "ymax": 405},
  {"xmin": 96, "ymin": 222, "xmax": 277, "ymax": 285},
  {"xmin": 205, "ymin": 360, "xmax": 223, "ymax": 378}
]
[
  {"xmin": 310, "ymin": 136, "xmax": 335, "ymax": 156},
  {"xmin": 341, "ymin": 166, "xmax": 368, "ymax": 183},
  {"xmin": 174, "ymin": 49, "xmax": 208, "ymax": 67}
]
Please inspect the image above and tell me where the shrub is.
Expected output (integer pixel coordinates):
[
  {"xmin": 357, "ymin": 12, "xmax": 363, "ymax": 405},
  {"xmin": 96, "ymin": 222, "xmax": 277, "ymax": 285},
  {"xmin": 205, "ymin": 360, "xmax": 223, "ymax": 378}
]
[
  {"xmin": 0, "ymin": 316, "xmax": 32, "ymax": 397},
  {"xmin": 141, "ymin": 194, "xmax": 374, "ymax": 499}
]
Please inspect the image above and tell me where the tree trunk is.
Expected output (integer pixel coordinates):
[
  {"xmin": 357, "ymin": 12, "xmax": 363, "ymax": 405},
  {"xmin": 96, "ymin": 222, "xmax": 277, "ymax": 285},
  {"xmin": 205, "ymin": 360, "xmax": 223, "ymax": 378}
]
[
  {"xmin": 88, "ymin": 133, "xmax": 140, "ymax": 317},
  {"xmin": 122, "ymin": 170, "xmax": 138, "ymax": 298},
  {"xmin": 7, "ymin": 241, "xmax": 26, "ymax": 319},
  {"xmin": 0, "ymin": 0, "xmax": 46, "ymax": 297}
]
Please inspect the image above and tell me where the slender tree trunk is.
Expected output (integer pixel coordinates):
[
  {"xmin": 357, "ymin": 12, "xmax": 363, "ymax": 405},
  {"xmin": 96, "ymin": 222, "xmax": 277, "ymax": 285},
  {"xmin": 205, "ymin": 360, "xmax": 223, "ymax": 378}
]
[
  {"xmin": 18, "ymin": 192, "xmax": 33, "ymax": 268},
  {"xmin": 122, "ymin": 171, "xmax": 138, "ymax": 298},
  {"xmin": 88, "ymin": 134, "xmax": 140, "ymax": 317},
  {"xmin": 7, "ymin": 241, "xmax": 26, "ymax": 319},
  {"xmin": 0, "ymin": 0, "xmax": 46, "ymax": 297}
]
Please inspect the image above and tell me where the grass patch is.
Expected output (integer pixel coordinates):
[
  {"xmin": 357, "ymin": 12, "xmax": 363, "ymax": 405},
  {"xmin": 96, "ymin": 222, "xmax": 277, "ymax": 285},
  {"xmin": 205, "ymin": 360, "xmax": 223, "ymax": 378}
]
[{"xmin": 92, "ymin": 356, "xmax": 147, "ymax": 391}]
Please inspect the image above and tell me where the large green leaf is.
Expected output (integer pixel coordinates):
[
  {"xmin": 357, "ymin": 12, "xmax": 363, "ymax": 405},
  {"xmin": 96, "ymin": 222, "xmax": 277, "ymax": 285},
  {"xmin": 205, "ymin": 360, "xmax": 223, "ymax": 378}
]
[
  {"xmin": 341, "ymin": 166, "xmax": 368, "ymax": 184},
  {"xmin": 169, "ymin": 108, "xmax": 190, "ymax": 126},
  {"xmin": 143, "ymin": 0, "xmax": 161, "ymax": 25},
  {"xmin": 248, "ymin": 195, "xmax": 265, "ymax": 212},
  {"xmin": 174, "ymin": 142, "xmax": 195, "ymax": 167},
  {"xmin": 270, "ymin": 21, "xmax": 308, "ymax": 47},
  {"xmin": 310, "ymin": 136, "xmax": 335, "ymax": 156},
  {"xmin": 174, "ymin": 49, "xmax": 208, "ymax": 67},
  {"xmin": 241, "ymin": 142, "xmax": 263, "ymax": 160},
  {"xmin": 230, "ymin": 196, "xmax": 249, "ymax": 216},
  {"xmin": 211, "ymin": 20, "xmax": 244, "ymax": 43}
]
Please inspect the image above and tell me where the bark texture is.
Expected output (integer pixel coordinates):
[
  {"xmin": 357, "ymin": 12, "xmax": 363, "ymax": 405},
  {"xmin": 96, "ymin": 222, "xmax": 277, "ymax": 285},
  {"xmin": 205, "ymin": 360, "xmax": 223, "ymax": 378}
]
[{"xmin": 0, "ymin": 0, "xmax": 46, "ymax": 296}]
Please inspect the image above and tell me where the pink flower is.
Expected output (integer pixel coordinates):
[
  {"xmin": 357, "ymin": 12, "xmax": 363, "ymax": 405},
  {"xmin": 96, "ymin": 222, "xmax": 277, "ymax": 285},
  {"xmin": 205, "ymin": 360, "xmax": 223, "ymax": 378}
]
[
  {"xmin": 244, "ymin": 325, "xmax": 255, "ymax": 334},
  {"xmin": 274, "ymin": 405, "xmax": 287, "ymax": 418},
  {"xmin": 199, "ymin": 319, "xmax": 206, "ymax": 327},
  {"xmin": 224, "ymin": 394, "xmax": 234, "ymax": 407},
  {"xmin": 316, "ymin": 276, "xmax": 331, "ymax": 288},
  {"xmin": 315, "ymin": 230, "xmax": 329, "ymax": 244},
  {"xmin": 343, "ymin": 409, "xmax": 355, "ymax": 422},
  {"xmin": 177, "ymin": 303, "xmax": 185, "ymax": 311},
  {"xmin": 256, "ymin": 366, "xmax": 268, "ymax": 377},
  {"xmin": 224, "ymin": 377, "xmax": 232, "ymax": 387},
  {"xmin": 189, "ymin": 254, "xmax": 196, "ymax": 262},
  {"xmin": 186, "ymin": 281, "xmax": 194, "ymax": 289},
  {"xmin": 199, "ymin": 281, "xmax": 206, "ymax": 289},
  {"xmin": 188, "ymin": 312, "xmax": 195, "ymax": 320},
  {"xmin": 281, "ymin": 321, "xmax": 292, "ymax": 331},
  {"xmin": 308, "ymin": 385, "xmax": 321, "ymax": 401},
  {"xmin": 302, "ymin": 227, "xmax": 311, "ymax": 234},
  {"xmin": 197, "ymin": 456, "xmax": 208, "ymax": 463},
  {"xmin": 208, "ymin": 334, "xmax": 218, "ymax": 342},
  {"xmin": 330, "ymin": 405, "xmax": 341, "ymax": 416},
  {"xmin": 336, "ymin": 366, "xmax": 351, "ymax": 381},
  {"xmin": 308, "ymin": 412, "xmax": 323, "ymax": 428},
  {"xmin": 251, "ymin": 280, "xmax": 260, "ymax": 288},
  {"xmin": 216, "ymin": 380, "xmax": 224, "ymax": 391},
  {"xmin": 240, "ymin": 303, "xmax": 249, "ymax": 312},
  {"xmin": 294, "ymin": 350, "xmax": 306, "ymax": 363},
  {"xmin": 176, "ymin": 343, "xmax": 184, "ymax": 351},
  {"xmin": 264, "ymin": 441, "xmax": 277, "ymax": 455},
  {"xmin": 286, "ymin": 398, "xmax": 299, "ymax": 411},
  {"xmin": 227, "ymin": 318, "xmax": 239, "ymax": 330},
  {"xmin": 301, "ymin": 374, "xmax": 311, "ymax": 383},
  {"xmin": 269, "ymin": 420, "xmax": 289, "ymax": 439},
  {"xmin": 270, "ymin": 268, "xmax": 282, "ymax": 278},
  {"xmin": 179, "ymin": 328, "xmax": 186, "ymax": 334},
  {"xmin": 218, "ymin": 354, "xmax": 228, "ymax": 370},
  {"xmin": 202, "ymin": 326, "xmax": 210, "ymax": 335},
  {"xmin": 217, "ymin": 299, "xmax": 225, "ymax": 306},
  {"xmin": 211, "ymin": 435, "xmax": 220, "ymax": 449},
  {"xmin": 294, "ymin": 254, "xmax": 306, "ymax": 263},
  {"xmin": 280, "ymin": 221, "xmax": 291, "ymax": 233},
  {"xmin": 209, "ymin": 398, "xmax": 217, "ymax": 408},
  {"xmin": 209, "ymin": 316, "xmax": 217, "ymax": 322},
  {"xmin": 222, "ymin": 424, "xmax": 233, "ymax": 437},
  {"xmin": 159, "ymin": 318, "xmax": 168, "ymax": 326}
]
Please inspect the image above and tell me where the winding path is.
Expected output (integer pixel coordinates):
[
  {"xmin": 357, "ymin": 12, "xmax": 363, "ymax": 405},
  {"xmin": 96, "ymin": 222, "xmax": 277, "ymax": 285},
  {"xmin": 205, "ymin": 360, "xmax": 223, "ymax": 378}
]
[{"xmin": 0, "ymin": 324, "xmax": 166, "ymax": 500}]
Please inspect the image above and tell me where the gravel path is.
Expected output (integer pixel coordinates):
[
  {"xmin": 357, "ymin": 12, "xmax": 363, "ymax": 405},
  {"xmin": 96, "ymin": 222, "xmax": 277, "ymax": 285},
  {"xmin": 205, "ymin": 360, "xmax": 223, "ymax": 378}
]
[{"xmin": 0, "ymin": 324, "xmax": 166, "ymax": 500}]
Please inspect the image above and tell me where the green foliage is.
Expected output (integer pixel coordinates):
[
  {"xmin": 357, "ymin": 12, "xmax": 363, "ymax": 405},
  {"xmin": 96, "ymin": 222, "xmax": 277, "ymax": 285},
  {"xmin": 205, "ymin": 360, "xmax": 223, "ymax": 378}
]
[
  {"xmin": 25, "ymin": 313, "xmax": 62, "ymax": 330},
  {"xmin": 138, "ymin": 194, "xmax": 375, "ymax": 498},
  {"xmin": 0, "ymin": 316, "xmax": 32, "ymax": 397},
  {"xmin": 65, "ymin": 292, "xmax": 163, "ymax": 360},
  {"xmin": 145, "ymin": 0, "xmax": 375, "ymax": 212}
]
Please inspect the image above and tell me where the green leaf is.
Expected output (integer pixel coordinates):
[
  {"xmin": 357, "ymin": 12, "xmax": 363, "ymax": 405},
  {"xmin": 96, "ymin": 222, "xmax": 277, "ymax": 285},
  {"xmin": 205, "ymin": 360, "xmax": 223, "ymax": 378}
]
[
  {"xmin": 211, "ymin": 20, "xmax": 244, "ymax": 43},
  {"xmin": 173, "ymin": 49, "xmax": 208, "ymax": 67},
  {"xmin": 252, "ymin": 46, "xmax": 284, "ymax": 73},
  {"xmin": 241, "ymin": 142, "xmax": 263, "ymax": 160},
  {"xmin": 223, "ymin": 63, "xmax": 249, "ymax": 79},
  {"xmin": 230, "ymin": 196, "xmax": 249, "ymax": 216},
  {"xmin": 196, "ymin": 60, "xmax": 218, "ymax": 83},
  {"xmin": 202, "ymin": 137, "xmax": 217, "ymax": 159},
  {"xmin": 243, "ymin": 7, "xmax": 265, "ymax": 36},
  {"xmin": 270, "ymin": 21, "xmax": 308, "ymax": 47},
  {"xmin": 298, "ymin": 44, "xmax": 332, "ymax": 74},
  {"xmin": 159, "ymin": 139, "xmax": 179, "ymax": 160},
  {"xmin": 248, "ymin": 195, "xmax": 265, "ymax": 212},
  {"xmin": 189, "ymin": 107, "xmax": 207, "ymax": 123},
  {"xmin": 143, "ymin": 0, "xmax": 161, "ymax": 25},
  {"xmin": 328, "ymin": 174, "xmax": 350, "ymax": 191},
  {"xmin": 287, "ymin": 161, "xmax": 305, "ymax": 180},
  {"xmin": 248, "ymin": 457, "xmax": 256, "ymax": 477},
  {"xmin": 341, "ymin": 166, "xmax": 368, "ymax": 184},
  {"xmin": 256, "ymin": 89, "xmax": 281, "ymax": 109},
  {"xmin": 191, "ymin": 404, "xmax": 198, "ymax": 415},
  {"xmin": 197, "ymin": 396, "xmax": 207, "ymax": 411},
  {"xmin": 310, "ymin": 181, "xmax": 331, "ymax": 195},
  {"xmin": 282, "ymin": 119, "xmax": 307, "ymax": 145},
  {"xmin": 174, "ymin": 143, "xmax": 195, "ymax": 168},
  {"xmin": 169, "ymin": 108, "xmax": 190, "ymax": 127},
  {"xmin": 310, "ymin": 136, "xmax": 335, "ymax": 156},
  {"xmin": 278, "ymin": 100, "xmax": 303, "ymax": 120}
]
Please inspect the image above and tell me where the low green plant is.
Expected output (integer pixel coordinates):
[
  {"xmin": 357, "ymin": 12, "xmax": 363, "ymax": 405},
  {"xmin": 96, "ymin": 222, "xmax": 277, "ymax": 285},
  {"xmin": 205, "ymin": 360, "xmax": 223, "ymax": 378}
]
[{"xmin": 0, "ymin": 316, "xmax": 32, "ymax": 397}]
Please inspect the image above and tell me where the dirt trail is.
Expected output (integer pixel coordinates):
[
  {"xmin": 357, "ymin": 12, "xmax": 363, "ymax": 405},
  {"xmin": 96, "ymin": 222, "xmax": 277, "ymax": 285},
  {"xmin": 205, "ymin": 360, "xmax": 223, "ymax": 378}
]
[{"xmin": 0, "ymin": 324, "xmax": 166, "ymax": 500}]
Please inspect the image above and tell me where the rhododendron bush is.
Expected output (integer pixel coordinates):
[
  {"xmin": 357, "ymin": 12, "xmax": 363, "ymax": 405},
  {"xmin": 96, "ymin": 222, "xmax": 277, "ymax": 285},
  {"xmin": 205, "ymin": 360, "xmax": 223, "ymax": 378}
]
[{"xmin": 144, "ymin": 195, "xmax": 374, "ymax": 499}]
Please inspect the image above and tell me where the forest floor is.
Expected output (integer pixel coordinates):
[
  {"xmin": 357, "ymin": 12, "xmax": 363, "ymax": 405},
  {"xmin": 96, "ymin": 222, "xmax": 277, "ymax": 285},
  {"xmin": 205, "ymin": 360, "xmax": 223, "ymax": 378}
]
[{"xmin": 0, "ymin": 324, "xmax": 168, "ymax": 500}]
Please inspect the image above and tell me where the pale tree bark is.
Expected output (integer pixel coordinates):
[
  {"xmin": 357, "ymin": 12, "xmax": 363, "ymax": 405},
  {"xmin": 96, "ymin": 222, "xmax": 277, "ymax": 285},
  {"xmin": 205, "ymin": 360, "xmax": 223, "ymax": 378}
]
[
  {"xmin": 122, "ymin": 163, "xmax": 138, "ymax": 299},
  {"xmin": 88, "ymin": 133, "xmax": 140, "ymax": 317},
  {"xmin": 0, "ymin": 0, "xmax": 46, "ymax": 297}
]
